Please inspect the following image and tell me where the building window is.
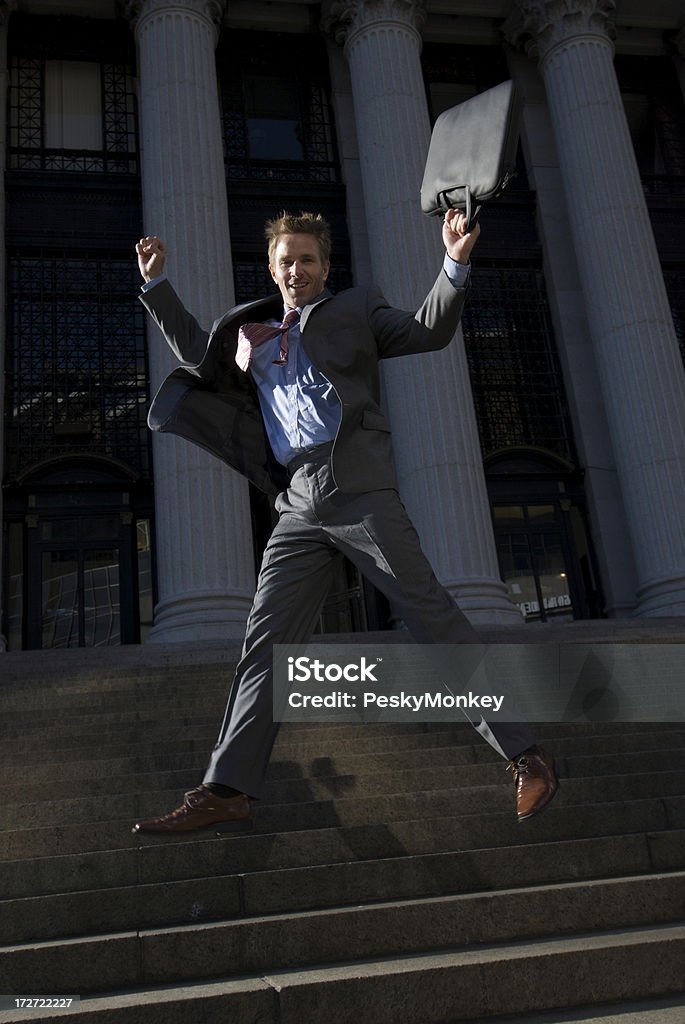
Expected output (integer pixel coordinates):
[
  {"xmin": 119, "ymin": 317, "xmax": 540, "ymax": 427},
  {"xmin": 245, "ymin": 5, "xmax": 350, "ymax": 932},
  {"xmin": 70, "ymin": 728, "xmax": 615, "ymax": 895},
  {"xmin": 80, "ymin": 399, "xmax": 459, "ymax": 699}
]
[
  {"xmin": 244, "ymin": 75, "xmax": 305, "ymax": 162},
  {"xmin": 45, "ymin": 60, "xmax": 103, "ymax": 150},
  {"xmin": 4, "ymin": 253, "xmax": 151, "ymax": 480},
  {"xmin": 8, "ymin": 55, "xmax": 138, "ymax": 174},
  {"xmin": 462, "ymin": 263, "xmax": 575, "ymax": 463},
  {"xmin": 218, "ymin": 32, "xmax": 339, "ymax": 183}
]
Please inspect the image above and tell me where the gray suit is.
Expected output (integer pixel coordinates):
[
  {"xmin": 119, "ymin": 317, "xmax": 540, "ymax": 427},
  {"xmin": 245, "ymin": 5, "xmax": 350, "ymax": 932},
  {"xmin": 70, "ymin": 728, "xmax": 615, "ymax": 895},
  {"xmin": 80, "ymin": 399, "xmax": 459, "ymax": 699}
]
[
  {"xmin": 145, "ymin": 269, "xmax": 468, "ymax": 495},
  {"xmin": 140, "ymin": 270, "xmax": 535, "ymax": 797}
]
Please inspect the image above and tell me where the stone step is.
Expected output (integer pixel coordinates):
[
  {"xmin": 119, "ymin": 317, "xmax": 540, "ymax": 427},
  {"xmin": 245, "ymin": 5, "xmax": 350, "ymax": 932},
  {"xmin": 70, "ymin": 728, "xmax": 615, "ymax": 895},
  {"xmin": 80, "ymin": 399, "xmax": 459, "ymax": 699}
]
[
  {"xmin": 1, "ymin": 640, "xmax": 683, "ymax": 709},
  {"xmin": 457, "ymin": 995, "xmax": 685, "ymax": 1024},
  {"xmin": 2, "ymin": 724, "xmax": 683, "ymax": 773},
  {"xmin": 6, "ymin": 713, "xmax": 671, "ymax": 745},
  {"xmin": 6, "ymin": 717, "xmax": 536, "ymax": 754},
  {"xmin": 0, "ymin": 659, "xmax": 236, "ymax": 684},
  {"xmin": 0, "ymin": 798, "xmax": 682, "ymax": 942},
  {"xmin": 2, "ymin": 745, "xmax": 684, "ymax": 808},
  {"xmin": 1, "ymin": 788, "xmax": 682, "ymax": 862},
  {"xmin": 0, "ymin": 641, "xmax": 244, "ymax": 685},
  {"xmin": 5, "ymin": 700, "xmax": 680, "ymax": 740},
  {"xmin": 0, "ymin": 745, "xmax": 679, "ymax": 815},
  {"xmin": 1, "ymin": 873, "xmax": 684, "ymax": 994},
  {"xmin": 3, "ymin": 767, "xmax": 684, "ymax": 832},
  {"xmin": 1, "ymin": 619, "xmax": 682, "ymax": 682},
  {"xmin": 0, "ymin": 922, "xmax": 683, "ymax": 1024},
  {"xmin": 0, "ymin": 711, "xmax": 224, "ymax": 738},
  {"xmin": 0, "ymin": 722, "xmax": 480, "ymax": 760},
  {"xmin": 2, "ymin": 713, "xmax": 681, "ymax": 748},
  {"xmin": 3, "ymin": 640, "xmax": 685, "ymax": 1024},
  {"xmin": 3, "ymin": 809, "xmax": 681, "ymax": 904},
  {"xmin": 0, "ymin": 679, "xmax": 235, "ymax": 712}
]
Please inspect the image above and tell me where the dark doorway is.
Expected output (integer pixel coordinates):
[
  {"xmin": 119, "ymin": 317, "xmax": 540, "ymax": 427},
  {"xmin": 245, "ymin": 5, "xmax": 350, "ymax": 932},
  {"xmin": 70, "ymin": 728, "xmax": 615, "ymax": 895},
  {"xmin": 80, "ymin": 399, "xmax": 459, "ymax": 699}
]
[
  {"xmin": 487, "ymin": 452, "xmax": 604, "ymax": 622},
  {"xmin": 4, "ymin": 458, "xmax": 154, "ymax": 649}
]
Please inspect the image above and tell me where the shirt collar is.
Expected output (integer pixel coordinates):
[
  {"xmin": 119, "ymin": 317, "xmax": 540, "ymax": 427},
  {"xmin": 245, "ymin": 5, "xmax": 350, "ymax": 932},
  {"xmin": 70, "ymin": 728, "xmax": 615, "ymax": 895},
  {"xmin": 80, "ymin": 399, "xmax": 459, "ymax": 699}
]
[{"xmin": 282, "ymin": 289, "xmax": 328, "ymax": 318}]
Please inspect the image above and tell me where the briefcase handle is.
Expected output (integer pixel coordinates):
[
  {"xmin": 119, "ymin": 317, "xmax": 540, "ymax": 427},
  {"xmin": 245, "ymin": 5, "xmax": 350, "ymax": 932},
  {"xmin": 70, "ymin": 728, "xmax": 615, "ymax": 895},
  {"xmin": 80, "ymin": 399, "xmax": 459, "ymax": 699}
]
[{"xmin": 441, "ymin": 185, "xmax": 481, "ymax": 233}]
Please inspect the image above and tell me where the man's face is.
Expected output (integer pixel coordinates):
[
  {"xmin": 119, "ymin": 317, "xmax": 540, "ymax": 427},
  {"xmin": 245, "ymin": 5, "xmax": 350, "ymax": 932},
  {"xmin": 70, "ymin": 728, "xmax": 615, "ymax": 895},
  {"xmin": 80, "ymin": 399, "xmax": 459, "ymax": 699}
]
[{"xmin": 269, "ymin": 233, "xmax": 330, "ymax": 309}]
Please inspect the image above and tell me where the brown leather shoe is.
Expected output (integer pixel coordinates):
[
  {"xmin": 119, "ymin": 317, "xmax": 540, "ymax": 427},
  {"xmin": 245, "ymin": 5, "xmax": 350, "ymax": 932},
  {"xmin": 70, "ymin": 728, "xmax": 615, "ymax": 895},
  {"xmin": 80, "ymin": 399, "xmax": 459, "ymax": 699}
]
[
  {"xmin": 132, "ymin": 786, "xmax": 253, "ymax": 835},
  {"xmin": 507, "ymin": 745, "xmax": 559, "ymax": 822}
]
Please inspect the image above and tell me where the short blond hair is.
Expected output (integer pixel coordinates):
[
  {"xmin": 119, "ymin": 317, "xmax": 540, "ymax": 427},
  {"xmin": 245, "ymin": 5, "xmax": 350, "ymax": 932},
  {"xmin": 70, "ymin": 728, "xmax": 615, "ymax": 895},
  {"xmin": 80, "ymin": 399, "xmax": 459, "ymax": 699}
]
[{"xmin": 265, "ymin": 211, "xmax": 331, "ymax": 264}]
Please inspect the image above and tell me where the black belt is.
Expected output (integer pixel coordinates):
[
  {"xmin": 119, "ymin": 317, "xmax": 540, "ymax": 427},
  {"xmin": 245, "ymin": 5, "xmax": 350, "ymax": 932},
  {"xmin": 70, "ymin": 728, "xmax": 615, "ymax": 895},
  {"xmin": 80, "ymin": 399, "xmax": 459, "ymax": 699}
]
[{"xmin": 287, "ymin": 441, "xmax": 334, "ymax": 475}]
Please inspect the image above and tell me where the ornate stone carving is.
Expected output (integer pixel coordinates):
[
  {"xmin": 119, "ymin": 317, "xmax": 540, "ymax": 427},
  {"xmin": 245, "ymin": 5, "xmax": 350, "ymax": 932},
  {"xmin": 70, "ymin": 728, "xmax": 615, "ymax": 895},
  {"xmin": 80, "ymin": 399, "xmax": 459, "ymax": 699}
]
[
  {"xmin": 503, "ymin": 0, "xmax": 616, "ymax": 63},
  {"xmin": 322, "ymin": 0, "xmax": 426, "ymax": 48},
  {"xmin": 121, "ymin": 0, "xmax": 226, "ymax": 31}
]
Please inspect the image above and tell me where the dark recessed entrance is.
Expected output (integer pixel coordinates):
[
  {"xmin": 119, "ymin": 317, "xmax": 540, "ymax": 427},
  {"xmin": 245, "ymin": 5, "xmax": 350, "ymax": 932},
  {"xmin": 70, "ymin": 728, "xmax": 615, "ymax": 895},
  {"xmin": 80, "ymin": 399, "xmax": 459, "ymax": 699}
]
[{"xmin": 4, "ymin": 457, "xmax": 154, "ymax": 650}]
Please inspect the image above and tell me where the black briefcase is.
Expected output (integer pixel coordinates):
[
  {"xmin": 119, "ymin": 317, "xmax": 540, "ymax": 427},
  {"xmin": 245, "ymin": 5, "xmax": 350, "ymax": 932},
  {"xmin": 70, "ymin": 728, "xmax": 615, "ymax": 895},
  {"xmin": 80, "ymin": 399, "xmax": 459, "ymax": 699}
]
[{"xmin": 420, "ymin": 79, "xmax": 522, "ymax": 230}]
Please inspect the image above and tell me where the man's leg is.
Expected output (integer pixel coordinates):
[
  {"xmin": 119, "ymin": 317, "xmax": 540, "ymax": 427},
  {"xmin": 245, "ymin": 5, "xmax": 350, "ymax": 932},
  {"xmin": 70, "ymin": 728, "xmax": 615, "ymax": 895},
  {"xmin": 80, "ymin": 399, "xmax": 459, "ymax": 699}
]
[
  {"xmin": 202, "ymin": 511, "xmax": 341, "ymax": 797},
  {"xmin": 321, "ymin": 485, "xmax": 537, "ymax": 759},
  {"xmin": 133, "ymin": 455, "xmax": 556, "ymax": 833},
  {"xmin": 133, "ymin": 473, "xmax": 343, "ymax": 833},
  {"xmin": 309, "ymin": 478, "xmax": 557, "ymax": 821}
]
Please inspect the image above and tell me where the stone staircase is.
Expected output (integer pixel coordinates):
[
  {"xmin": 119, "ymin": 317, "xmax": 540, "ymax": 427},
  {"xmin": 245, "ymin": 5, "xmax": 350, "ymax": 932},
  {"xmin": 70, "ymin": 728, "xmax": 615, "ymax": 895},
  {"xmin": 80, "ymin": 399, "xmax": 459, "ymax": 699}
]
[{"xmin": 1, "ymin": 625, "xmax": 684, "ymax": 1023}]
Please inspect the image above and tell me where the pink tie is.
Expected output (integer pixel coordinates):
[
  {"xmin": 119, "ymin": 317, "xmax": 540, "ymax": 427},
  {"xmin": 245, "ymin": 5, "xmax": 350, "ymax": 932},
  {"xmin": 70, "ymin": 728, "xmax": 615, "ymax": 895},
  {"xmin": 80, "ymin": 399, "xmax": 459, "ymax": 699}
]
[{"xmin": 235, "ymin": 307, "xmax": 300, "ymax": 371}]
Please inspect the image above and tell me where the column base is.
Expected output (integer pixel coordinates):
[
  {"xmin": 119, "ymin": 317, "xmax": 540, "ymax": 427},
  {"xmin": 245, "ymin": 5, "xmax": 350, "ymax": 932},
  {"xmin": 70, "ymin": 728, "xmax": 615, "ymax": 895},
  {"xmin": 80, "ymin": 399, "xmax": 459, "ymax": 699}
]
[
  {"xmin": 603, "ymin": 601, "xmax": 638, "ymax": 619},
  {"xmin": 443, "ymin": 577, "xmax": 523, "ymax": 625},
  {"xmin": 147, "ymin": 590, "xmax": 252, "ymax": 644},
  {"xmin": 633, "ymin": 576, "xmax": 685, "ymax": 618}
]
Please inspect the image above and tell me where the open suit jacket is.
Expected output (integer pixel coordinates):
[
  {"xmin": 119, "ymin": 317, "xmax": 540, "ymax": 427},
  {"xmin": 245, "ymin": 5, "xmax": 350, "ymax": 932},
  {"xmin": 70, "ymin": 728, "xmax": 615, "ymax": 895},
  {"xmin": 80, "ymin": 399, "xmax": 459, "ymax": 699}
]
[{"xmin": 140, "ymin": 269, "xmax": 469, "ymax": 497}]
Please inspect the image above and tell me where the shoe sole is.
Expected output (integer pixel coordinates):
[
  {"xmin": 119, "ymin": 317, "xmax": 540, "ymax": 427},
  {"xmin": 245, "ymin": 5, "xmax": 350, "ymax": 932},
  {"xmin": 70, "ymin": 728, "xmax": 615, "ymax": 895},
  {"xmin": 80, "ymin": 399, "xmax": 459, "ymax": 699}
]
[{"xmin": 132, "ymin": 818, "xmax": 254, "ymax": 837}]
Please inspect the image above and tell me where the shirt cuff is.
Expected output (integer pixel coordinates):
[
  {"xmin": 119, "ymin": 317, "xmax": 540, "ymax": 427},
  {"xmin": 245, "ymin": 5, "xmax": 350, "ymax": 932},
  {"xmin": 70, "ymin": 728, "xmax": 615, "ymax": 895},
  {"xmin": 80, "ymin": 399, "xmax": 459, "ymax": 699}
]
[
  {"xmin": 141, "ymin": 274, "xmax": 167, "ymax": 292},
  {"xmin": 442, "ymin": 253, "xmax": 471, "ymax": 288}
]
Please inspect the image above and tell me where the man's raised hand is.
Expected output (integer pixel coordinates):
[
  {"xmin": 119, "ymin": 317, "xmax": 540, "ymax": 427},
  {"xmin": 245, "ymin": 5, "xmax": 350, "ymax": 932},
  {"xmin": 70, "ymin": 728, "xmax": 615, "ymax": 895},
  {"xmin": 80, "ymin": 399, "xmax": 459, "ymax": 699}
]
[
  {"xmin": 136, "ymin": 236, "xmax": 167, "ymax": 282},
  {"xmin": 442, "ymin": 209, "xmax": 481, "ymax": 266}
]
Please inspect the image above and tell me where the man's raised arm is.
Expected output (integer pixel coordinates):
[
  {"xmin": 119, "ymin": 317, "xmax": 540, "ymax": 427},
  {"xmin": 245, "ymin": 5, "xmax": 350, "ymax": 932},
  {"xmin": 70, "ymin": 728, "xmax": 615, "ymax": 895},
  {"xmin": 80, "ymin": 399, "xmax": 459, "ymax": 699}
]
[{"xmin": 135, "ymin": 236, "xmax": 210, "ymax": 371}]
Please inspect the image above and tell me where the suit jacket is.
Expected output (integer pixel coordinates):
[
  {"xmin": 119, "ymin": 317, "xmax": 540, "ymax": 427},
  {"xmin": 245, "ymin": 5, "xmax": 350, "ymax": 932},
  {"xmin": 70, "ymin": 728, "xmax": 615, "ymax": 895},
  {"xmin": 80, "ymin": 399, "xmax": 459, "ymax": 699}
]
[{"xmin": 141, "ymin": 269, "xmax": 469, "ymax": 497}]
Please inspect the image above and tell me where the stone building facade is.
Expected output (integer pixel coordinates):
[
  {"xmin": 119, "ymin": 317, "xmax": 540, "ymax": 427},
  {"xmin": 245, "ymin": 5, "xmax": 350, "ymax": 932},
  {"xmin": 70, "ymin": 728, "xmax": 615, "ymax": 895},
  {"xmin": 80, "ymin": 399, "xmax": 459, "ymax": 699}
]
[{"xmin": 1, "ymin": 0, "xmax": 684, "ymax": 649}]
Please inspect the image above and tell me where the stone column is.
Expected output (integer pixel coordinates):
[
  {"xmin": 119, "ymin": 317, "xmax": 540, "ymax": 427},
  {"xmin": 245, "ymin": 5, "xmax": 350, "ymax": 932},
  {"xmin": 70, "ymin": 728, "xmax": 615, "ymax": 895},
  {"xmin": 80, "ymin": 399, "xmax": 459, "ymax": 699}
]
[
  {"xmin": 506, "ymin": 52, "xmax": 638, "ymax": 616},
  {"xmin": 0, "ymin": 2, "xmax": 14, "ymax": 651},
  {"xmin": 324, "ymin": 0, "xmax": 520, "ymax": 622},
  {"xmin": 125, "ymin": 0, "xmax": 256, "ymax": 641},
  {"xmin": 506, "ymin": 0, "xmax": 685, "ymax": 616}
]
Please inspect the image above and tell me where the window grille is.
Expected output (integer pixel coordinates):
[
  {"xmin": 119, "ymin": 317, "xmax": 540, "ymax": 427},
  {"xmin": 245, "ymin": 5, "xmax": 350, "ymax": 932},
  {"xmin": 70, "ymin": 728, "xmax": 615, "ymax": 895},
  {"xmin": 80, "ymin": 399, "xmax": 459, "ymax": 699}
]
[
  {"xmin": 233, "ymin": 260, "xmax": 274, "ymax": 305},
  {"xmin": 7, "ymin": 56, "xmax": 138, "ymax": 174},
  {"xmin": 462, "ymin": 264, "xmax": 575, "ymax": 462},
  {"xmin": 5, "ymin": 254, "xmax": 151, "ymax": 479},
  {"xmin": 218, "ymin": 33, "xmax": 339, "ymax": 183}
]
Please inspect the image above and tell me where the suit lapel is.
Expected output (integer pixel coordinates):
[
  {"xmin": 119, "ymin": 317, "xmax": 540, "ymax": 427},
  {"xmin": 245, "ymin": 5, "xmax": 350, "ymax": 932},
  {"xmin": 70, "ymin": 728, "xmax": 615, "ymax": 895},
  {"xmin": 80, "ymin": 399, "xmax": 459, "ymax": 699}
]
[{"xmin": 300, "ymin": 290, "xmax": 334, "ymax": 333}]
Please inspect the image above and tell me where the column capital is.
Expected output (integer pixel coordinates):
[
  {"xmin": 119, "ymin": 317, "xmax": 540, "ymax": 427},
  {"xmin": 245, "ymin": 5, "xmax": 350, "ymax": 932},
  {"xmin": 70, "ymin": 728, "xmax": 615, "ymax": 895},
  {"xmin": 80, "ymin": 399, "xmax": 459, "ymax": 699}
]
[
  {"xmin": 322, "ymin": 0, "xmax": 425, "ymax": 50},
  {"xmin": 0, "ymin": 0, "xmax": 16, "ymax": 29},
  {"xmin": 121, "ymin": 0, "xmax": 226, "ymax": 33},
  {"xmin": 503, "ymin": 0, "xmax": 616, "ymax": 65}
]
